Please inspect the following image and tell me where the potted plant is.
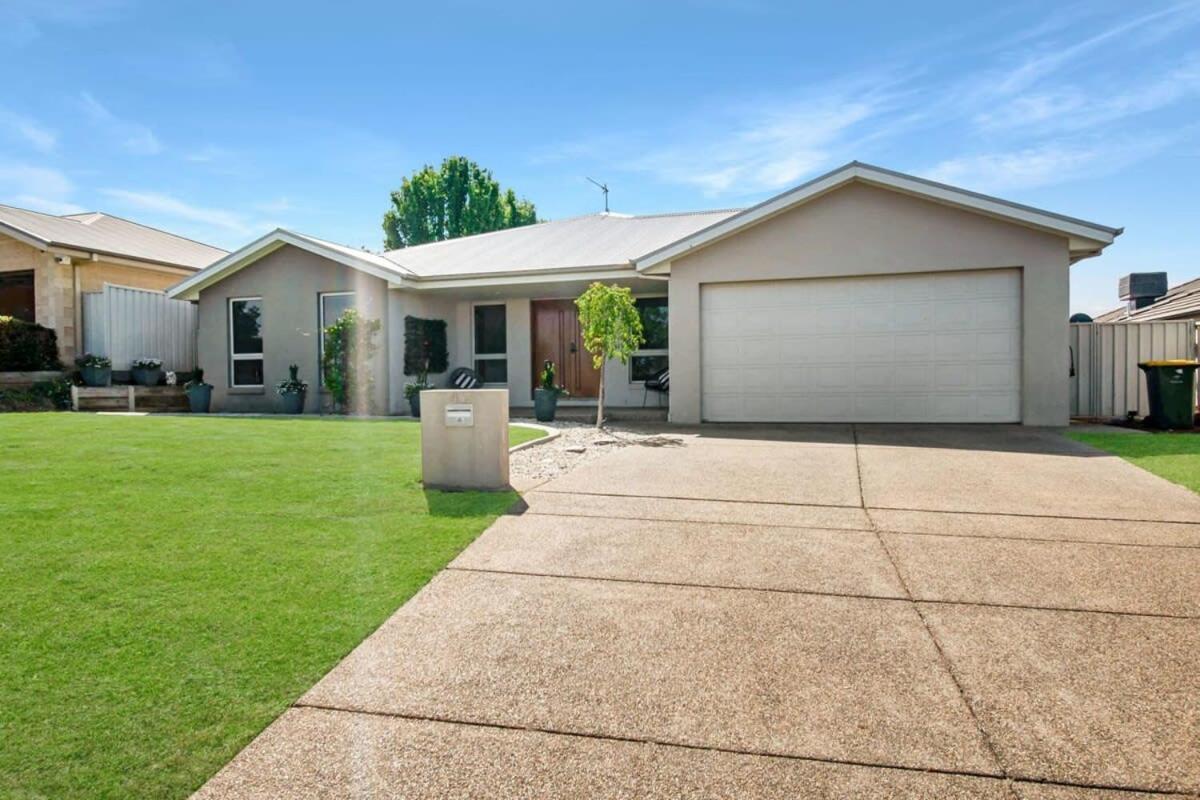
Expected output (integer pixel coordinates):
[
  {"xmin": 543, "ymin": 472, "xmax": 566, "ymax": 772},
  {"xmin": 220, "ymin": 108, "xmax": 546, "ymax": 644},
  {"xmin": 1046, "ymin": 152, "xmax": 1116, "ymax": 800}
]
[
  {"xmin": 276, "ymin": 363, "xmax": 308, "ymax": 414},
  {"xmin": 534, "ymin": 359, "xmax": 569, "ymax": 422},
  {"xmin": 130, "ymin": 357, "xmax": 163, "ymax": 387},
  {"xmin": 184, "ymin": 368, "xmax": 213, "ymax": 413},
  {"xmin": 404, "ymin": 379, "xmax": 431, "ymax": 418},
  {"xmin": 74, "ymin": 353, "xmax": 112, "ymax": 387}
]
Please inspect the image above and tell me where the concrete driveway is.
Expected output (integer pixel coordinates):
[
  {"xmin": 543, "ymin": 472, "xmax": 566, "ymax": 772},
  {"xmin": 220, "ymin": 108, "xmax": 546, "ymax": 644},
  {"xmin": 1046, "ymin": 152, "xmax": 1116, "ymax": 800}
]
[{"xmin": 196, "ymin": 425, "xmax": 1200, "ymax": 799}]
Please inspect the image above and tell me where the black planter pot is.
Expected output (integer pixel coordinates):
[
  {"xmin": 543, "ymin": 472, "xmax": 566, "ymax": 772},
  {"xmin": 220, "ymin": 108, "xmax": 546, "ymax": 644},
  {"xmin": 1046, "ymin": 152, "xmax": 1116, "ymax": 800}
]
[
  {"xmin": 186, "ymin": 384, "xmax": 212, "ymax": 413},
  {"xmin": 280, "ymin": 390, "xmax": 306, "ymax": 414},
  {"xmin": 131, "ymin": 367, "xmax": 163, "ymax": 387},
  {"xmin": 79, "ymin": 365, "xmax": 111, "ymax": 387},
  {"xmin": 408, "ymin": 391, "xmax": 422, "ymax": 418},
  {"xmin": 534, "ymin": 388, "xmax": 559, "ymax": 422}
]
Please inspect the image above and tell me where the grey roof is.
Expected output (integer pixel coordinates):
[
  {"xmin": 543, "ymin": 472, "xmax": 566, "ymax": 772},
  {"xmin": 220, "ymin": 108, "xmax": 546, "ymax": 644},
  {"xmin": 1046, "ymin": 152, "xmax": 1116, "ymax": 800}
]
[
  {"xmin": 381, "ymin": 210, "xmax": 740, "ymax": 278},
  {"xmin": 0, "ymin": 204, "xmax": 227, "ymax": 270},
  {"xmin": 1095, "ymin": 276, "xmax": 1200, "ymax": 323}
]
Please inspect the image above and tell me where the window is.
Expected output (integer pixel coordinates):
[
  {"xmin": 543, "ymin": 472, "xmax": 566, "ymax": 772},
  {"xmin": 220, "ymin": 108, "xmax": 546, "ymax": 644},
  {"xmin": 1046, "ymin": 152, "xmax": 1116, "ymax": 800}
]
[
  {"xmin": 0, "ymin": 270, "xmax": 35, "ymax": 322},
  {"xmin": 319, "ymin": 292, "xmax": 356, "ymax": 384},
  {"xmin": 473, "ymin": 303, "xmax": 507, "ymax": 384},
  {"xmin": 229, "ymin": 297, "xmax": 263, "ymax": 387},
  {"xmin": 631, "ymin": 296, "xmax": 668, "ymax": 382}
]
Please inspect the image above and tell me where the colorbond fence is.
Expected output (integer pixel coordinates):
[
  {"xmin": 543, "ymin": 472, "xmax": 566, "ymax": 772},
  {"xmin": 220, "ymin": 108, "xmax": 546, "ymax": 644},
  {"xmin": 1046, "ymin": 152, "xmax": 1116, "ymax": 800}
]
[
  {"xmin": 1069, "ymin": 320, "xmax": 1197, "ymax": 418},
  {"xmin": 82, "ymin": 283, "xmax": 197, "ymax": 372}
]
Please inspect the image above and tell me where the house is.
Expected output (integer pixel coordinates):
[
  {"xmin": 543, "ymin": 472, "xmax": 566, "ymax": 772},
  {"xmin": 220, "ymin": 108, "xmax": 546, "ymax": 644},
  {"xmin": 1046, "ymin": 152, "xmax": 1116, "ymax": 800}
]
[
  {"xmin": 166, "ymin": 162, "xmax": 1121, "ymax": 425},
  {"xmin": 1093, "ymin": 272, "xmax": 1200, "ymax": 323},
  {"xmin": 0, "ymin": 204, "xmax": 227, "ymax": 362}
]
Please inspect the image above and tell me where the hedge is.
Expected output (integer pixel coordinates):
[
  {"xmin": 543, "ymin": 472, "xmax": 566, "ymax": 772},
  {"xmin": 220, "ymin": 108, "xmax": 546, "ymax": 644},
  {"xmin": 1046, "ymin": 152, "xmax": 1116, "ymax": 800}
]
[{"xmin": 0, "ymin": 316, "xmax": 62, "ymax": 371}]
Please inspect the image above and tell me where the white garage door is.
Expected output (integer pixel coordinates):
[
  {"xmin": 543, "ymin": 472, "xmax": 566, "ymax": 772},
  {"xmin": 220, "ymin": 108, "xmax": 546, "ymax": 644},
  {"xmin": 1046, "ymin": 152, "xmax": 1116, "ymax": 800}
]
[{"xmin": 701, "ymin": 270, "xmax": 1022, "ymax": 423}]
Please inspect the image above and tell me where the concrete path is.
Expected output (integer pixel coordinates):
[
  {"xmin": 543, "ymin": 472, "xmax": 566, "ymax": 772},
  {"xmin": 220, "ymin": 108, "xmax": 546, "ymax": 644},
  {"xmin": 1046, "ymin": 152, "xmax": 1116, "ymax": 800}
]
[{"xmin": 195, "ymin": 425, "xmax": 1200, "ymax": 799}]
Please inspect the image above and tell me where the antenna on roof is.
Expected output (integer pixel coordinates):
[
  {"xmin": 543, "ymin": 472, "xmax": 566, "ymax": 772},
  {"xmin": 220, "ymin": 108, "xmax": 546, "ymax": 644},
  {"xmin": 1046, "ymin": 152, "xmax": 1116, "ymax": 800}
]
[{"xmin": 586, "ymin": 177, "xmax": 609, "ymax": 213}]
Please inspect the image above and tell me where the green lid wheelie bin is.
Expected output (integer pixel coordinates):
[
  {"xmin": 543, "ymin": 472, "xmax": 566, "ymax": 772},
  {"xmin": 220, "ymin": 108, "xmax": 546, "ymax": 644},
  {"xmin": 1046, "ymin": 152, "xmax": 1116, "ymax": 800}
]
[{"xmin": 1138, "ymin": 360, "xmax": 1199, "ymax": 429}]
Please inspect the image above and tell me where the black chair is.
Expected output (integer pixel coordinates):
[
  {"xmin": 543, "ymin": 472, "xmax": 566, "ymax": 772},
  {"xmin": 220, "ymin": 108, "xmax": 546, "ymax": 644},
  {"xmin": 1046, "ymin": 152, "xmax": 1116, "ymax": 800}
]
[
  {"xmin": 447, "ymin": 367, "xmax": 482, "ymax": 390},
  {"xmin": 642, "ymin": 368, "xmax": 669, "ymax": 407}
]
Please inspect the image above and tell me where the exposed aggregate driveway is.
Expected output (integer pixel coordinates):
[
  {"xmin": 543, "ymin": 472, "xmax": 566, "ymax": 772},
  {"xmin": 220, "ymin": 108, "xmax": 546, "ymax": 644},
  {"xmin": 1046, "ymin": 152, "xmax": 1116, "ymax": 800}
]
[{"xmin": 196, "ymin": 425, "xmax": 1200, "ymax": 799}]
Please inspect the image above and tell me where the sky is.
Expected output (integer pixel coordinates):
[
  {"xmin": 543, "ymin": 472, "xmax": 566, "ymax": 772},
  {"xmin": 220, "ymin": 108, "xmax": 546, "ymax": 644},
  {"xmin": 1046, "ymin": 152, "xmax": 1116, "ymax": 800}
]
[{"xmin": 1, "ymin": 0, "xmax": 1198, "ymax": 316}]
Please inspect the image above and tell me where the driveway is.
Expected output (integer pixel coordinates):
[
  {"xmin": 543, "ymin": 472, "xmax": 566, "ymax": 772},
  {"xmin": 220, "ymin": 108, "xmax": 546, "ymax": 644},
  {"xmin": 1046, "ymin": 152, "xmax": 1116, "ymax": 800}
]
[{"xmin": 195, "ymin": 425, "xmax": 1200, "ymax": 799}]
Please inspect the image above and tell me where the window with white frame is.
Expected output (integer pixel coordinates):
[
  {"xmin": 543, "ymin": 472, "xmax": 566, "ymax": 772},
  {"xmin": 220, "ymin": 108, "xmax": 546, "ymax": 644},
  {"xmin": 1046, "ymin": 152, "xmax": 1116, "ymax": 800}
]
[
  {"xmin": 229, "ymin": 297, "xmax": 264, "ymax": 387},
  {"xmin": 473, "ymin": 303, "xmax": 507, "ymax": 384},
  {"xmin": 318, "ymin": 292, "xmax": 356, "ymax": 384},
  {"xmin": 630, "ymin": 296, "xmax": 668, "ymax": 382}
]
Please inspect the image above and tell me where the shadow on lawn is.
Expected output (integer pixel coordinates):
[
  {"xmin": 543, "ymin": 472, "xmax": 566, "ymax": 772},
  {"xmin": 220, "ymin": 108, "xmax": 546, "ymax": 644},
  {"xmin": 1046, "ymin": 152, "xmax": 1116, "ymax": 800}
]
[{"xmin": 422, "ymin": 487, "xmax": 521, "ymax": 518}]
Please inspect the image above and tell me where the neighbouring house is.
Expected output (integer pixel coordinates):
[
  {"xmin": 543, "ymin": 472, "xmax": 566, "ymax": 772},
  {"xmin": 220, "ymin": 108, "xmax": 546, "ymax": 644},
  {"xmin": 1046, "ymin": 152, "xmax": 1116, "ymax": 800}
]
[
  {"xmin": 1092, "ymin": 272, "xmax": 1200, "ymax": 323},
  {"xmin": 0, "ymin": 204, "xmax": 227, "ymax": 363},
  {"xmin": 167, "ymin": 162, "xmax": 1121, "ymax": 425}
]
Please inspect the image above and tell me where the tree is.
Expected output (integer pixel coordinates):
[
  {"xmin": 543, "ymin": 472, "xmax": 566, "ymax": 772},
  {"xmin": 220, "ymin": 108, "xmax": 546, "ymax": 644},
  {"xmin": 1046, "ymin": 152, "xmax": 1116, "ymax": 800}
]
[
  {"xmin": 575, "ymin": 283, "xmax": 645, "ymax": 428},
  {"xmin": 382, "ymin": 156, "xmax": 539, "ymax": 249}
]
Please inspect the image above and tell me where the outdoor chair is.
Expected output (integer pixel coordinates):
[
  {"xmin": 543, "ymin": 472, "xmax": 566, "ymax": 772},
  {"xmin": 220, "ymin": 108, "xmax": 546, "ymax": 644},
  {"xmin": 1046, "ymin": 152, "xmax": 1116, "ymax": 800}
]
[
  {"xmin": 447, "ymin": 367, "xmax": 483, "ymax": 390},
  {"xmin": 642, "ymin": 367, "xmax": 669, "ymax": 407}
]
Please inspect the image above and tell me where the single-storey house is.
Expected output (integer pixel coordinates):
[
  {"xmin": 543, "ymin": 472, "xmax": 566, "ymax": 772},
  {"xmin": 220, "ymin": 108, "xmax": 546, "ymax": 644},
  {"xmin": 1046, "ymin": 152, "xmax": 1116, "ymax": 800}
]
[
  {"xmin": 1093, "ymin": 272, "xmax": 1200, "ymax": 323},
  {"xmin": 167, "ymin": 162, "xmax": 1121, "ymax": 425},
  {"xmin": 0, "ymin": 204, "xmax": 227, "ymax": 362}
]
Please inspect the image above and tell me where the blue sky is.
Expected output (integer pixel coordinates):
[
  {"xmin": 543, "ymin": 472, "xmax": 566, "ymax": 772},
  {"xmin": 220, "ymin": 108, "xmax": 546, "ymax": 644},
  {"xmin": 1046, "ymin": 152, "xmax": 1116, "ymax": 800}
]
[{"xmin": 1, "ymin": 1, "xmax": 1198, "ymax": 315}]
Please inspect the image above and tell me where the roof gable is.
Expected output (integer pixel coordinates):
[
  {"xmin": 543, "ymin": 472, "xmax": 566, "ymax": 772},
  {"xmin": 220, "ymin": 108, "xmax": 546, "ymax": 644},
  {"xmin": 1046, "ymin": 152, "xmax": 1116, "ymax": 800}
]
[
  {"xmin": 166, "ymin": 230, "xmax": 413, "ymax": 300},
  {"xmin": 634, "ymin": 162, "xmax": 1122, "ymax": 274}
]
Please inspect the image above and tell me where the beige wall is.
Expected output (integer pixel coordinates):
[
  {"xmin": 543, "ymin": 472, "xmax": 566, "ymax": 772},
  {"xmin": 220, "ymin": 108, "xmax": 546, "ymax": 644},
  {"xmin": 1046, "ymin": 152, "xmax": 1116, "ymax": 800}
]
[
  {"xmin": 0, "ymin": 232, "xmax": 191, "ymax": 362},
  {"xmin": 666, "ymin": 181, "xmax": 1072, "ymax": 426},
  {"xmin": 197, "ymin": 245, "xmax": 390, "ymax": 413}
]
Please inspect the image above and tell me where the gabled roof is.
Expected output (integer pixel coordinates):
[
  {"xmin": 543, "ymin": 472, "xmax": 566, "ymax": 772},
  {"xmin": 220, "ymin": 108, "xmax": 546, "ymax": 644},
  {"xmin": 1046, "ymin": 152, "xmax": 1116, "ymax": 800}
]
[
  {"xmin": 1094, "ymin": 276, "xmax": 1200, "ymax": 323},
  {"xmin": 381, "ymin": 210, "xmax": 738, "ymax": 278},
  {"xmin": 0, "ymin": 203, "xmax": 226, "ymax": 270},
  {"xmin": 168, "ymin": 210, "xmax": 738, "ymax": 299},
  {"xmin": 167, "ymin": 229, "xmax": 413, "ymax": 300},
  {"xmin": 635, "ymin": 162, "xmax": 1123, "ymax": 273}
]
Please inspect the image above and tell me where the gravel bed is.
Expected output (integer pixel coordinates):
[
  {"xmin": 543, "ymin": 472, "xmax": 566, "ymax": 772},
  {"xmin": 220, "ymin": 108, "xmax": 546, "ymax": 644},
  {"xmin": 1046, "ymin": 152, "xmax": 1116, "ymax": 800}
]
[{"xmin": 510, "ymin": 422, "xmax": 682, "ymax": 488}]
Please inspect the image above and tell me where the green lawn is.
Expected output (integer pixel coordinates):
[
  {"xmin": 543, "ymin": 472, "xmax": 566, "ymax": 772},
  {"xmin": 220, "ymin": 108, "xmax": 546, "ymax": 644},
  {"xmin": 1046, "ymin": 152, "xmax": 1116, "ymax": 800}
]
[
  {"xmin": 0, "ymin": 414, "xmax": 544, "ymax": 800},
  {"xmin": 1066, "ymin": 430, "xmax": 1200, "ymax": 494}
]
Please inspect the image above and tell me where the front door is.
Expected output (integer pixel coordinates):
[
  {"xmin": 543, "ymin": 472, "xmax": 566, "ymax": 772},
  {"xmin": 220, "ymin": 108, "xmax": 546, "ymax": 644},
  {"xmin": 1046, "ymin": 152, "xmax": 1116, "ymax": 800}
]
[{"xmin": 531, "ymin": 299, "xmax": 600, "ymax": 398}]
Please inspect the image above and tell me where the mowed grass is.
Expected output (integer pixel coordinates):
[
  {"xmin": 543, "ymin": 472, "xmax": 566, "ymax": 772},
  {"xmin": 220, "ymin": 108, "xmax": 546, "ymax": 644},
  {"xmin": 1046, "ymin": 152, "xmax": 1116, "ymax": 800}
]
[
  {"xmin": 0, "ymin": 414, "xmax": 544, "ymax": 799},
  {"xmin": 1067, "ymin": 430, "xmax": 1200, "ymax": 494}
]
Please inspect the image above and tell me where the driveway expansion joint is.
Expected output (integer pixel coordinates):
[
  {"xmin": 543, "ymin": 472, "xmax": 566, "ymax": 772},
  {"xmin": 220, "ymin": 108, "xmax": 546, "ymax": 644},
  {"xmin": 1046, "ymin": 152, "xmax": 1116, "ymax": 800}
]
[{"xmin": 533, "ymin": 487, "xmax": 862, "ymax": 510}]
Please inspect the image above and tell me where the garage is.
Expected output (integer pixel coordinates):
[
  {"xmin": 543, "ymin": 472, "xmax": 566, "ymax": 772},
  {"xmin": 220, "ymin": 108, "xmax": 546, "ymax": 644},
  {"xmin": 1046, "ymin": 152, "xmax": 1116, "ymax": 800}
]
[{"xmin": 700, "ymin": 269, "xmax": 1022, "ymax": 423}]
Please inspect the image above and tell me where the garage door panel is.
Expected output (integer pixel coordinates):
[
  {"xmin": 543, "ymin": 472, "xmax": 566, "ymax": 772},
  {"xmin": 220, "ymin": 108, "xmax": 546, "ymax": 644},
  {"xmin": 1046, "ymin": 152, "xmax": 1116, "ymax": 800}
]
[{"xmin": 701, "ymin": 270, "xmax": 1021, "ymax": 423}]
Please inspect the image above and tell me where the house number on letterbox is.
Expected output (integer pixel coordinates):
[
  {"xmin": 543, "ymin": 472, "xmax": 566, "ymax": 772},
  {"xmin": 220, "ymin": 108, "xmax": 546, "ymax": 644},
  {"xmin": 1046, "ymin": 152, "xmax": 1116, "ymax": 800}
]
[{"xmin": 445, "ymin": 404, "xmax": 474, "ymax": 427}]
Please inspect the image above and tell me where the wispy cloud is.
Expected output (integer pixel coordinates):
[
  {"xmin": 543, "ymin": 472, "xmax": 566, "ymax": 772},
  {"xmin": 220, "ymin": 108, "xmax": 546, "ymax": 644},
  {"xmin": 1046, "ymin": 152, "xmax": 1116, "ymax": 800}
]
[
  {"xmin": 922, "ymin": 135, "xmax": 1175, "ymax": 192},
  {"xmin": 100, "ymin": 189, "xmax": 253, "ymax": 236},
  {"xmin": 184, "ymin": 145, "xmax": 230, "ymax": 163},
  {"xmin": 0, "ymin": 163, "xmax": 84, "ymax": 214},
  {"xmin": 0, "ymin": 109, "xmax": 56, "ymax": 153},
  {"xmin": 0, "ymin": 0, "xmax": 127, "ymax": 46},
  {"xmin": 79, "ymin": 92, "xmax": 162, "ymax": 155}
]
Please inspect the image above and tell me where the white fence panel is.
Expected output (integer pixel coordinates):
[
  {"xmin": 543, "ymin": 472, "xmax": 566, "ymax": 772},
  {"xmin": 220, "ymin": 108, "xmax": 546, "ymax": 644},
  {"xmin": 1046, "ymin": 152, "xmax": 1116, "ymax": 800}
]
[
  {"xmin": 81, "ymin": 284, "xmax": 197, "ymax": 371},
  {"xmin": 1070, "ymin": 320, "xmax": 1197, "ymax": 418}
]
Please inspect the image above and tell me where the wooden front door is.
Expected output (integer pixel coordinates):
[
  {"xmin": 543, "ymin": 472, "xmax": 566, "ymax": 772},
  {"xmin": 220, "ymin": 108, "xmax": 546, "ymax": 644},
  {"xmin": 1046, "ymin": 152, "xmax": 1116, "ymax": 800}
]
[{"xmin": 531, "ymin": 299, "xmax": 600, "ymax": 398}]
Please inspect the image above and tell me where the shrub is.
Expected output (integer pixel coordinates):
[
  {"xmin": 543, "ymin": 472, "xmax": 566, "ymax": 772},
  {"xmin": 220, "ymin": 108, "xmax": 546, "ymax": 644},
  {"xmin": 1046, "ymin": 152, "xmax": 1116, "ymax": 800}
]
[
  {"xmin": 185, "ymin": 368, "xmax": 211, "ymax": 390},
  {"xmin": 0, "ymin": 316, "xmax": 61, "ymax": 371},
  {"xmin": 403, "ymin": 316, "xmax": 448, "ymax": 377},
  {"xmin": 131, "ymin": 357, "xmax": 162, "ymax": 369},
  {"xmin": 74, "ymin": 353, "xmax": 112, "ymax": 369},
  {"xmin": 276, "ymin": 364, "xmax": 308, "ymax": 396},
  {"xmin": 322, "ymin": 309, "xmax": 381, "ymax": 414},
  {"xmin": 0, "ymin": 378, "xmax": 72, "ymax": 412}
]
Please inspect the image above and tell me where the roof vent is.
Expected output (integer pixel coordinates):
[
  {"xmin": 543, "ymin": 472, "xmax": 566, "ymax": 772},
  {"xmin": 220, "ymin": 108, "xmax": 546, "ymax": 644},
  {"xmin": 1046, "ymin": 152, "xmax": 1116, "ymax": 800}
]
[{"xmin": 1119, "ymin": 272, "xmax": 1168, "ymax": 311}]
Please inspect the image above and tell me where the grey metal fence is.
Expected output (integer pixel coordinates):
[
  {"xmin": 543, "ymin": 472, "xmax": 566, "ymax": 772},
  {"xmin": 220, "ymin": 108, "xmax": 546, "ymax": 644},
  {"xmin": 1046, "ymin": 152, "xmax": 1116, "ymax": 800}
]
[
  {"xmin": 1069, "ymin": 320, "xmax": 1197, "ymax": 418},
  {"xmin": 82, "ymin": 283, "xmax": 197, "ymax": 372}
]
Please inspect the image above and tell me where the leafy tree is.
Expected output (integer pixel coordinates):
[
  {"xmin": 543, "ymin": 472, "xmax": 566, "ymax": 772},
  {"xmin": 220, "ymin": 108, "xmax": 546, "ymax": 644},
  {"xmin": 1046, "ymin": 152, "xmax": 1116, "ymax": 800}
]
[
  {"xmin": 575, "ymin": 283, "xmax": 645, "ymax": 428},
  {"xmin": 383, "ymin": 156, "xmax": 539, "ymax": 249}
]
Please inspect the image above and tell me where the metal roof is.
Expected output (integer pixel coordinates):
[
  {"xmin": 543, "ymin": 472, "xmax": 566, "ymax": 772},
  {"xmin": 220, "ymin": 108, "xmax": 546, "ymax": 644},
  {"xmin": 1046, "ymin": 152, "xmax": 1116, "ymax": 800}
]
[
  {"xmin": 0, "ymin": 204, "xmax": 226, "ymax": 270},
  {"xmin": 1095, "ymin": 276, "xmax": 1200, "ymax": 323},
  {"xmin": 381, "ymin": 210, "xmax": 740, "ymax": 278}
]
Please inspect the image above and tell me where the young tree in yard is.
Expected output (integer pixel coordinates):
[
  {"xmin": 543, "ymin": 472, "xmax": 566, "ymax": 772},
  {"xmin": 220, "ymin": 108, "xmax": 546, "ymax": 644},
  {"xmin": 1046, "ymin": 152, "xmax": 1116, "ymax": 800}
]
[
  {"xmin": 575, "ymin": 283, "xmax": 645, "ymax": 428},
  {"xmin": 382, "ymin": 156, "xmax": 539, "ymax": 249}
]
